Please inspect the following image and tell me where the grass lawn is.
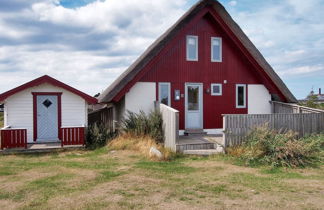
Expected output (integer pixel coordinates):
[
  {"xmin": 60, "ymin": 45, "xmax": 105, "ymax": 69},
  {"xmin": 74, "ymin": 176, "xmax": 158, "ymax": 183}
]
[
  {"xmin": 0, "ymin": 148, "xmax": 323, "ymax": 210},
  {"xmin": 0, "ymin": 112, "xmax": 3, "ymax": 128}
]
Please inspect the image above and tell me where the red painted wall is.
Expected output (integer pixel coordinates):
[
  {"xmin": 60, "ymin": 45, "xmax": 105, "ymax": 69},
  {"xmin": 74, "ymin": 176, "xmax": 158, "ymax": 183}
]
[{"xmin": 117, "ymin": 9, "xmax": 283, "ymax": 130}]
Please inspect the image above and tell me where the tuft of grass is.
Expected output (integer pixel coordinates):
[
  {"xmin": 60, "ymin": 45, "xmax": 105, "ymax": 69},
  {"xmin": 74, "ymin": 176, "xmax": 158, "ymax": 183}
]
[
  {"xmin": 109, "ymin": 134, "xmax": 176, "ymax": 161},
  {"xmin": 227, "ymin": 125, "xmax": 324, "ymax": 168},
  {"xmin": 122, "ymin": 110, "xmax": 164, "ymax": 143}
]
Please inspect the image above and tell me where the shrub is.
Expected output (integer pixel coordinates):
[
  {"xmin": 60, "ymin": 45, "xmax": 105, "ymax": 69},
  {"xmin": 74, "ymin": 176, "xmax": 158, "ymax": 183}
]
[
  {"xmin": 86, "ymin": 123, "xmax": 114, "ymax": 149},
  {"xmin": 227, "ymin": 125, "xmax": 324, "ymax": 167},
  {"xmin": 122, "ymin": 110, "xmax": 164, "ymax": 143}
]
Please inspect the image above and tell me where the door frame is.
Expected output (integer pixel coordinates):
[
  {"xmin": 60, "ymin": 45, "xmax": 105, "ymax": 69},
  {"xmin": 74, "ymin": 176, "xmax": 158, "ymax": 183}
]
[
  {"xmin": 32, "ymin": 92, "xmax": 62, "ymax": 142},
  {"xmin": 184, "ymin": 83, "xmax": 203, "ymax": 129}
]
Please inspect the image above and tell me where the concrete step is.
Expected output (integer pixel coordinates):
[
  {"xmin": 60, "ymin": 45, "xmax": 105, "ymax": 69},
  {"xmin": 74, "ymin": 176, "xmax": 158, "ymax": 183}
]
[
  {"xmin": 176, "ymin": 142, "xmax": 215, "ymax": 152},
  {"xmin": 183, "ymin": 149, "xmax": 222, "ymax": 156},
  {"xmin": 184, "ymin": 129, "xmax": 207, "ymax": 136}
]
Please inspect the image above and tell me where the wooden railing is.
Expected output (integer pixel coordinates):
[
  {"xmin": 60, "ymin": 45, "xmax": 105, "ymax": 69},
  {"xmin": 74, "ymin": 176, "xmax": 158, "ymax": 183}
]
[
  {"xmin": 61, "ymin": 127, "xmax": 85, "ymax": 147},
  {"xmin": 158, "ymin": 102, "xmax": 179, "ymax": 152},
  {"xmin": 223, "ymin": 113, "xmax": 324, "ymax": 147},
  {"xmin": 271, "ymin": 101, "xmax": 324, "ymax": 114},
  {"xmin": 0, "ymin": 128, "xmax": 27, "ymax": 149}
]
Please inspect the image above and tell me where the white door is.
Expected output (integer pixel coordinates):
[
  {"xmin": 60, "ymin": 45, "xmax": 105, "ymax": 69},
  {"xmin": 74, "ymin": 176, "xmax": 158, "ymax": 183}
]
[
  {"xmin": 185, "ymin": 83, "xmax": 203, "ymax": 129},
  {"xmin": 37, "ymin": 95, "xmax": 58, "ymax": 141}
]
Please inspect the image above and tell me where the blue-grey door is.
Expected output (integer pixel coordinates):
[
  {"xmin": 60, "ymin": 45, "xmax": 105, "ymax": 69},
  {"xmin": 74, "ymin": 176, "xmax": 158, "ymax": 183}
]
[{"xmin": 37, "ymin": 95, "xmax": 58, "ymax": 141}]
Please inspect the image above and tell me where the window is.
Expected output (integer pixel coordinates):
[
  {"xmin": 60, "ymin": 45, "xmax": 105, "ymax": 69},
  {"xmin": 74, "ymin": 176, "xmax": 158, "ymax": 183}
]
[
  {"xmin": 186, "ymin": 35, "xmax": 198, "ymax": 61},
  {"xmin": 211, "ymin": 37, "xmax": 222, "ymax": 62},
  {"xmin": 236, "ymin": 84, "xmax": 246, "ymax": 108},
  {"xmin": 211, "ymin": 84, "xmax": 222, "ymax": 96},
  {"xmin": 159, "ymin": 83, "xmax": 171, "ymax": 106}
]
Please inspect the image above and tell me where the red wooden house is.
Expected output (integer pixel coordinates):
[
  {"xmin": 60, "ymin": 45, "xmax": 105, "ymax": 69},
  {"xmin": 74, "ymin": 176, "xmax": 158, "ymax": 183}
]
[{"xmin": 98, "ymin": 0, "xmax": 296, "ymax": 135}]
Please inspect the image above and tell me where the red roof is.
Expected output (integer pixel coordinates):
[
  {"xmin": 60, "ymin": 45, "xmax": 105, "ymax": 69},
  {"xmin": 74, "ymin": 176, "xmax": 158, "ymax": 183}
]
[{"xmin": 0, "ymin": 75, "xmax": 97, "ymax": 104}]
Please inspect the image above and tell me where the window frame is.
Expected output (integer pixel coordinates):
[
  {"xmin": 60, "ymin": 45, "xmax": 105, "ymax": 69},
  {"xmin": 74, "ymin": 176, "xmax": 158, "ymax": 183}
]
[
  {"xmin": 236, "ymin": 84, "xmax": 246, "ymax": 108},
  {"xmin": 211, "ymin": 83, "xmax": 222, "ymax": 96},
  {"xmin": 211, "ymin": 37, "xmax": 222, "ymax": 62},
  {"xmin": 186, "ymin": 35, "xmax": 198, "ymax": 61},
  {"xmin": 158, "ymin": 82, "xmax": 171, "ymax": 106}
]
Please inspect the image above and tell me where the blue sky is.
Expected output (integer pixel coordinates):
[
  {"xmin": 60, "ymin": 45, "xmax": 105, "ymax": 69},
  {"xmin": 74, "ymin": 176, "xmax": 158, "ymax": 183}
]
[{"xmin": 0, "ymin": 0, "xmax": 323, "ymax": 99}]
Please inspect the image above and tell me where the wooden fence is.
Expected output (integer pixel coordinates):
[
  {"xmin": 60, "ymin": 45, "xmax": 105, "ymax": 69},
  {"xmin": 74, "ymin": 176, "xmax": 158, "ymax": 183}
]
[
  {"xmin": 88, "ymin": 106, "xmax": 115, "ymax": 132},
  {"xmin": 158, "ymin": 103, "xmax": 179, "ymax": 151},
  {"xmin": 271, "ymin": 101, "xmax": 324, "ymax": 114},
  {"xmin": 223, "ymin": 113, "xmax": 324, "ymax": 147}
]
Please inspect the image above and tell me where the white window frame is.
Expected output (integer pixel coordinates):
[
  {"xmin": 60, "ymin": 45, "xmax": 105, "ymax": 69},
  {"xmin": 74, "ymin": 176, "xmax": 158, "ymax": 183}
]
[
  {"xmin": 159, "ymin": 82, "xmax": 171, "ymax": 106},
  {"xmin": 236, "ymin": 84, "xmax": 246, "ymax": 108},
  {"xmin": 186, "ymin": 35, "xmax": 198, "ymax": 61},
  {"xmin": 211, "ymin": 37, "xmax": 222, "ymax": 62},
  {"xmin": 211, "ymin": 83, "xmax": 222, "ymax": 96}
]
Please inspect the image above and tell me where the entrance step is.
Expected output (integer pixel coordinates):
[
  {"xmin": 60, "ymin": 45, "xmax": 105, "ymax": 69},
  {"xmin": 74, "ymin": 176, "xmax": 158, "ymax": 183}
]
[
  {"xmin": 184, "ymin": 129, "xmax": 207, "ymax": 136},
  {"xmin": 176, "ymin": 142, "xmax": 215, "ymax": 152},
  {"xmin": 183, "ymin": 149, "xmax": 221, "ymax": 156}
]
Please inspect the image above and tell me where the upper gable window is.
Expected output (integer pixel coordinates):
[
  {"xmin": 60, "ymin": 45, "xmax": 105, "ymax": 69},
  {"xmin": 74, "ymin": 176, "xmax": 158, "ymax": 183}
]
[
  {"xmin": 186, "ymin": 35, "xmax": 198, "ymax": 61},
  {"xmin": 211, "ymin": 37, "xmax": 222, "ymax": 62}
]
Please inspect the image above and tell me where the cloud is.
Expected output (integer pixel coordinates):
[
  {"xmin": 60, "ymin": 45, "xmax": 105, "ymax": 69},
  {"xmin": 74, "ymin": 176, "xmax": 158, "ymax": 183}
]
[
  {"xmin": 0, "ymin": 0, "xmax": 323, "ymax": 100},
  {"xmin": 228, "ymin": 1, "xmax": 237, "ymax": 7},
  {"xmin": 0, "ymin": 0, "xmax": 188, "ymax": 96}
]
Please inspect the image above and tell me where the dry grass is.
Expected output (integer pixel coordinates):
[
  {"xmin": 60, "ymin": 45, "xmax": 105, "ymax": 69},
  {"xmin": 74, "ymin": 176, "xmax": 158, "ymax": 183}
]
[
  {"xmin": 109, "ymin": 134, "xmax": 176, "ymax": 161},
  {"xmin": 0, "ymin": 112, "xmax": 3, "ymax": 128},
  {"xmin": 0, "ymin": 147, "xmax": 323, "ymax": 209}
]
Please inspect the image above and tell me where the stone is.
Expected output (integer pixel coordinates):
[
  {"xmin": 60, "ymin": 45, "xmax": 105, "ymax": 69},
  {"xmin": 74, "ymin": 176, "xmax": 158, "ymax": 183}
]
[{"xmin": 149, "ymin": 147, "xmax": 163, "ymax": 159}]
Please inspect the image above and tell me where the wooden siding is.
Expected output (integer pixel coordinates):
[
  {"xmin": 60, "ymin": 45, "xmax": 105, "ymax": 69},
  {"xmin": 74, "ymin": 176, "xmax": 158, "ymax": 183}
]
[
  {"xmin": 223, "ymin": 113, "xmax": 324, "ymax": 146},
  {"xmin": 139, "ymin": 13, "xmax": 283, "ymax": 129},
  {"xmin": 5, "ymin": 84, "xmax": 87, "ymax": 142},
  {"xmin": 88, "ymin": 107, "xmax": 115, "ymax": 132}
]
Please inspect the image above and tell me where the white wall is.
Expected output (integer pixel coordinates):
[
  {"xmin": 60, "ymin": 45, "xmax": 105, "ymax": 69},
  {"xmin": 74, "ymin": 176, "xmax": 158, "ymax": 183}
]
[
  {"xmin": 4, "ymin": 83, "xmax": 87, "ymax": 142},
  {"xmin": 248, "ymin": 84, "xmax": 271, "ymax": 114},
  {"xmin": 125, "ymin": 82, "xmax": 156, "ymax": 114}
]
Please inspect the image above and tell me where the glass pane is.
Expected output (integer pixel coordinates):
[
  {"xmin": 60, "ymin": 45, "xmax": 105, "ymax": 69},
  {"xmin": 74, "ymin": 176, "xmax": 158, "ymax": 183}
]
[
  {"xmin": 237, "ymin": 86, "xmax": 245, "ymax": 106},
  {"xmin": 188, "ymin": 86, "xmax": 199, "ymax": 111},
  {"xmin": 160, "ymin": 84, "xmax": 169, "ymax": 106},
  {"xmin": 187, "ymin": 37, "xmax": 197, "ymax": 60},
  {"xmin": 212, "ymin": 45, "xmax": 220, "ymax": 61},
  {"xmin": 42, "ymin": 99, "xmax": 52, "ymax": 108},
  {"xmin": 213, "ymin": 85, "xmax": 220, "ymax": 94}
]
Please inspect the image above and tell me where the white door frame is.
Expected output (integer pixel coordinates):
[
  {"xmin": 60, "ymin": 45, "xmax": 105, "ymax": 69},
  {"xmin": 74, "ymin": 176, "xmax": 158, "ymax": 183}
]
[{"xmin": 185, "ymin": 83, "xmax": 203, "ymax": 129}]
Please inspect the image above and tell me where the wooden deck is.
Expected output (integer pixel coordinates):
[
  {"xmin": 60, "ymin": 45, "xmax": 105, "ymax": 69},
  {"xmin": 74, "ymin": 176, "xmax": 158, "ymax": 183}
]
[{"xmin": 0, "ymin": 142, "xmax": 84, "ymax": 155}]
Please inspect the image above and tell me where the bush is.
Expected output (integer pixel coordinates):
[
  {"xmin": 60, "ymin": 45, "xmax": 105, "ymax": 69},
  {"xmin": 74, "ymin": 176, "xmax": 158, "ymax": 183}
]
[
  {"xmin": 86, "ymin": 123, "xmax": 115, "ymax": 149},
  {"xmin": 122, "ymin": 110, "xmax": 164, "ymax": 143},
  {"xmin": 227, "ymin": 125, "xmax": 324, "ymax": 167}
]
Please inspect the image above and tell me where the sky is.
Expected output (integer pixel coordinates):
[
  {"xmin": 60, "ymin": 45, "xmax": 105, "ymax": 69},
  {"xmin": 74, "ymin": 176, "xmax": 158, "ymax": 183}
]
[{"xmin": 0, "ymin": 0, "xmax": 323, "ymax": 99}]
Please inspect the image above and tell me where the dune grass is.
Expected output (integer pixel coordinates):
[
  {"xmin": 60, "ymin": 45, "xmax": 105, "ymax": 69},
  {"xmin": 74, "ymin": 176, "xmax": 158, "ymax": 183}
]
[{"xmin": 0, "ymin": 147, "xmax": 323, "ymax": 209}]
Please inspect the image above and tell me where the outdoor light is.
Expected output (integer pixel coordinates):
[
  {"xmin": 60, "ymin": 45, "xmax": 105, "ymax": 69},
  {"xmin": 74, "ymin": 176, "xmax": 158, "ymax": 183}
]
[{"xmin": 175, "ymin": 90, "xmax": 180, "ymax": 100}]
